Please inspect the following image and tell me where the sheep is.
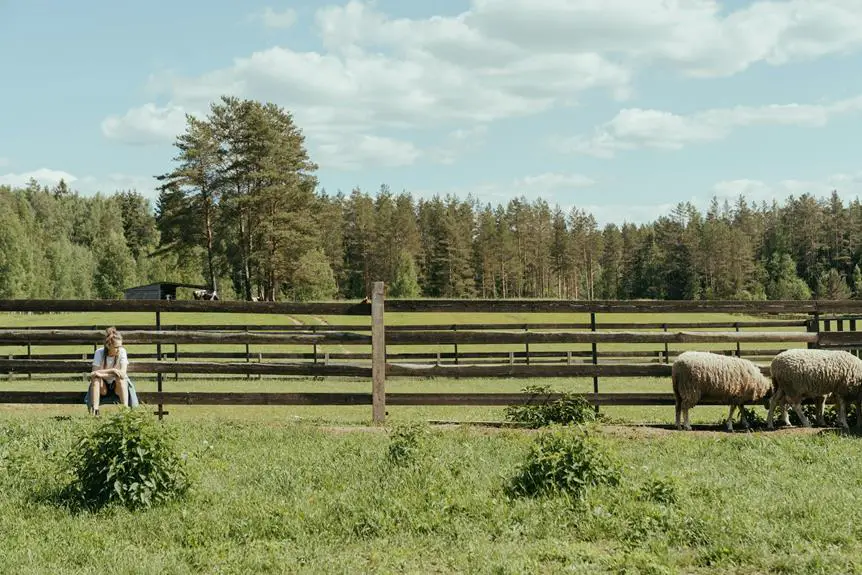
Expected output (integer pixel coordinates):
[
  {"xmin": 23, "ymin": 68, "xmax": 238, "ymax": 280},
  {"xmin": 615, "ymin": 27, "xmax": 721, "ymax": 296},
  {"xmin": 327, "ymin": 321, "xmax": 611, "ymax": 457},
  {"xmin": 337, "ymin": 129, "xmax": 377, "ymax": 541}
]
[
  {"xmin": 767, "ymin": 348, "xmax": 862, "ymax": 430},
  {"xmin": 672, "ymin": 351, "xmax": 772, "ymax": 431}
]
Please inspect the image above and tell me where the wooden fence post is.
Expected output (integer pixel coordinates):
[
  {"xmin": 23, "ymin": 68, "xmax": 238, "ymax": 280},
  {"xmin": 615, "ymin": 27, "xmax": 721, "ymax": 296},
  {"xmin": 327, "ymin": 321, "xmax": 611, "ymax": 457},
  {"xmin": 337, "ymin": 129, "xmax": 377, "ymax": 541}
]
[
  {"xmin": 155, "ymin": 311, "xmax": 165, "ymax": 420},
  {"xmin": 590, "ymin": 312, "xmax": 599, "ymax": 414},
  {"xmin": 734, "ymin": 322, "xmax": 741, "ymax": 357},
  {"xmin": 662, "ymin": 323, "xmax": 669, "ymax": 363},
  {"xmin": 371, "ymin": 281, "xmax": 386, "ymax": 423},
  {"xmin": 173, "ymin": 324, "xmax": 179, "ymax": 381},
  {"xmin": 807, "ymin": 313, "xmax": 820, "ymax": 349},
  {"xmin": 245, "ymin": 325, "xmax": 251, "ymax": 380}
]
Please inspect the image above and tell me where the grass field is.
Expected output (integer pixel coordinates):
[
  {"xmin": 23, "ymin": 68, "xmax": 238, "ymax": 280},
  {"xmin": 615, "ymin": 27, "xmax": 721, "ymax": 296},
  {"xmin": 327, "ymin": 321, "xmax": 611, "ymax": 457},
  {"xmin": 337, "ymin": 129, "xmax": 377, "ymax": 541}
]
[
  {"xmin": 3, "ymin": 309, "xmax": 861, "ymax": 573},
  {"xmin": 0, "ymin": 309, "xmax": 815, "ymax": 426},
  {"xmin": 3, "ymin": 413, "xmax": 862, "ymax": 574}
]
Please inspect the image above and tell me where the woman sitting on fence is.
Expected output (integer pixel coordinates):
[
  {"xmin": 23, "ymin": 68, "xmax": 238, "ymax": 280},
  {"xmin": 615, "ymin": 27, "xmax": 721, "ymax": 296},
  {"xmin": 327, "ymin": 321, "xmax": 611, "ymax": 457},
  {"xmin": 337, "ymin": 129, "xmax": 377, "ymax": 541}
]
[{"xmin": 85, "ymin": 327, "xmax": 139, "ymax": 415}]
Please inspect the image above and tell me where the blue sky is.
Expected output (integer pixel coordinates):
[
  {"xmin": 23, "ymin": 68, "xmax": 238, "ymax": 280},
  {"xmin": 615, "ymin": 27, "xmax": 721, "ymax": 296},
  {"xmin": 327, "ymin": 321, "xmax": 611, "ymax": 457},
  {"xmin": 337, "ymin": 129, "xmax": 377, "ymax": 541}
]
[{"xmin": 1, "ymin": 0, "xmax": 862, "ymax": 225}]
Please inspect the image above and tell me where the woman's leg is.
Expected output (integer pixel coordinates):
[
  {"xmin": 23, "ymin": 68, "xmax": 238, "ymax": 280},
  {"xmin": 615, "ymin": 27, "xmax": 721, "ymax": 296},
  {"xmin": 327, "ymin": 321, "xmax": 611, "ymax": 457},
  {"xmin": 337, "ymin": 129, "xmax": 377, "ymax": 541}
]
[
  {"xmin": 116, "ymin": 378, "xmax": 128, "ymax": 406},
  {"xmin": 89, "ymin": 376, "xmax": 107, "ymax": 414}
]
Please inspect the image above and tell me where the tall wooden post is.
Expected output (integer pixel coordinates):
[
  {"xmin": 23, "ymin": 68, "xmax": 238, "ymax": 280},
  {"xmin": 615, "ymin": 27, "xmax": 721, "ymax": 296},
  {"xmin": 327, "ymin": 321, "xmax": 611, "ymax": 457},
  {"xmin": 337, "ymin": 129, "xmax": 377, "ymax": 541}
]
[
  {"xmin": 371, "ymin": 282, "xmax": 386, "ymax": 423},
  {"xmin": 590, "ymin": 312, "xmax": 599, "ymax": 415},
  {"xmin": 155, "ymin": 311, "xmax": 165, "ymax": 420}
]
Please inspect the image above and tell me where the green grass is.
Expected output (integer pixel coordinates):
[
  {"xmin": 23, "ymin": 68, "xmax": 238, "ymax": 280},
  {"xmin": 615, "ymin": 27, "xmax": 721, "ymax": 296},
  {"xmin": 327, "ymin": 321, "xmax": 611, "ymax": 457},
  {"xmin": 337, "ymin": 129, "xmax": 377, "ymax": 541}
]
[{"xmin": 3, "ymin": 413, "xmax": 862, "ymax": 573}]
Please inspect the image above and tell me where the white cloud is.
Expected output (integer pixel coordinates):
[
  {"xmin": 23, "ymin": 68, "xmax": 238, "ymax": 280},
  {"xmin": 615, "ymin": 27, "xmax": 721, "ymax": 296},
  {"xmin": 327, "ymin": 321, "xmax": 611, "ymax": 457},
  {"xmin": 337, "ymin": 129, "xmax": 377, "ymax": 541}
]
[
  {"xmin": 318, "ymin": 134, "xmax": 422, "ymax": 170},
  {"xmin": 101, "ymin": 0, "xmax": 862, "ymax": 169},
  {"xmin": 250, "ymin": 7, "xmax": 297, "ymax": 29},
  {"xmin": 0, "ymin": 169, "xmax": 157, "ymax": 198},
  {"xmin": 514, "ymin": 172, "xmax": 596, "ymax": 190},
  {"xmin": 414, "ymin": 171, "xmax": 597, "ymax": 207},
  {"xmin": 101, "ymin": 103, "xmax": 187, "ymax": 145},
  {"xmin": 713, "ymin": 172, "xmax": 862, "ymax": 204},
  {"xmin": 465, "ymin": 0, "xmax": 862, "ymax": 77},
  {"xmin": 0, "ymin": 168, "xmax": 77, "ymax": 188},
  {"xmin": 562, "ymin": 95, "xmax": 862, "ymax": 157}
]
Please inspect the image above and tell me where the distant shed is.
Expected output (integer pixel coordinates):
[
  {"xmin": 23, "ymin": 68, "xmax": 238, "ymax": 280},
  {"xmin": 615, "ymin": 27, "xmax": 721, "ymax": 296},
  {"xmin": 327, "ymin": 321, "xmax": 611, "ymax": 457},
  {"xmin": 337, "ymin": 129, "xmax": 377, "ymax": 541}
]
[{"xmin": 122, "ymin": 282, "xmax": 209, "ymax": 300}]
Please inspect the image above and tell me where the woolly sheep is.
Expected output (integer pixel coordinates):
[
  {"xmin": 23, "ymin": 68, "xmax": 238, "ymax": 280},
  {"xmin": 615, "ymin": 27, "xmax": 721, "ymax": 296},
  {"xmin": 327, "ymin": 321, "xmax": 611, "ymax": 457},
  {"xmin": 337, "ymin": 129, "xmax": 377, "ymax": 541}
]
[
  {"xmin": 767, "ymin": 348, "xmax": 862, "ymax": 430},
  {"xmin": 672, "ymin": 351, "xmax": 772, "ymax": 431}
]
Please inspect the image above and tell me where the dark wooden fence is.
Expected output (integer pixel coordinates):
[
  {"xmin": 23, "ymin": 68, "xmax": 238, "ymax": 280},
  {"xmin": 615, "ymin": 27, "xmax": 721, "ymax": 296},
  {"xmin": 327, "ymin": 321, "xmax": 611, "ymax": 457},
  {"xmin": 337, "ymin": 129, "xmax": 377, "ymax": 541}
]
[{"xmin": 3, "ymin": 283, "xmax": 862, "ymax": 422}]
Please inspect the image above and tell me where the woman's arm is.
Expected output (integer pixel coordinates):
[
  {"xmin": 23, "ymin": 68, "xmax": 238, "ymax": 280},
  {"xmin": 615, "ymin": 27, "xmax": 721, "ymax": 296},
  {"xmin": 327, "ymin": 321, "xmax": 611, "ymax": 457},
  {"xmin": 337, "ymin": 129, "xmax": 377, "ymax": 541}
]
[{"xmin": 111, "ymin": 348, "xmax": 129, "ymax": 379}]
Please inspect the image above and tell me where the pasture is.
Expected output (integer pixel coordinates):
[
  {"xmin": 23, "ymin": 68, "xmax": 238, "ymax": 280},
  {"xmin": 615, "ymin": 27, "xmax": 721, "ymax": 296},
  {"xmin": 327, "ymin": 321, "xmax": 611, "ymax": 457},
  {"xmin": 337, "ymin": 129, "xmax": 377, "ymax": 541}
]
[
  {"xmin": 4, "ymin": 304, "xmax": 862, "ymax": 573},
  {"xmin": 3, "ymin": 413, "xmax": 862, "ymax": 573}
]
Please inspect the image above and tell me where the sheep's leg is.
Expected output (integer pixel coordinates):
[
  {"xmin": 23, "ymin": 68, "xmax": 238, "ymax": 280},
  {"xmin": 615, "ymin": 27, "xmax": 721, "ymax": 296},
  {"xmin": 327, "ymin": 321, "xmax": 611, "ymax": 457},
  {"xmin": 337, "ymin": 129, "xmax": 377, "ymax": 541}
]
[
  {"xmin": 837, "ymin": 397, "xmax": 849, "ymax": 429},
  {"xmin": 767, "ymin": 390, "xmax": 785, "ymax": 430},
  {"xmin": 683, "ymin": 407, "xmax": 691, "ymax": 431},
  {"xmin": 815, "ymin": 396, "xmax": 827, "ymax": 427},
  {"xmin": 790, "ymin": 401, "xmax": 811, "ymax": 427},
  {"xmin": 738, "ymin": 404, "xmax": 750, "ymax": 430},
  {"xmin": 675, "ymin": 399, "xmax": 682, "ymax": 430},
  {"xmin": 725, "ymin": 404, "xmax": 735, "ymax": 432},
  {"xmin": 781, "ymin": 401, "xmax": 791, "ymax": 426},
  {"xmin": 856, "ymin": 398, "xmax": 862, "ymax": 431}
]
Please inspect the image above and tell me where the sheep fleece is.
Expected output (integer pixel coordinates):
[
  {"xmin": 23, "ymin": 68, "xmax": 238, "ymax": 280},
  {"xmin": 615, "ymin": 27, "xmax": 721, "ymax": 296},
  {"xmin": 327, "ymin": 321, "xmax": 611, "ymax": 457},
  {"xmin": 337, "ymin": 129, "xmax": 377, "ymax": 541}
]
[
  {"xmin": 673, "ymin": 351, "xmax": 770, "ymax": 409},
  {"xmin": 770, "ymin": 348, "xmax": 862, "ymax": 398}
]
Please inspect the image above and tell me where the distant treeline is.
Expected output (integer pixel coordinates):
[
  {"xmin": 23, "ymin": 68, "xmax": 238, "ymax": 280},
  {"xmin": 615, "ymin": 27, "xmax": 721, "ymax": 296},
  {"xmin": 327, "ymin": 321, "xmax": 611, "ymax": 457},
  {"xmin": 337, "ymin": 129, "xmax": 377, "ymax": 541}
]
[
  {"xmin": 2, "ymin": 95, "xmax": 859, "ymax": 302},
  {"xmin": 2, "ymin": 177, "xmax": 860, "ymax": 302}
]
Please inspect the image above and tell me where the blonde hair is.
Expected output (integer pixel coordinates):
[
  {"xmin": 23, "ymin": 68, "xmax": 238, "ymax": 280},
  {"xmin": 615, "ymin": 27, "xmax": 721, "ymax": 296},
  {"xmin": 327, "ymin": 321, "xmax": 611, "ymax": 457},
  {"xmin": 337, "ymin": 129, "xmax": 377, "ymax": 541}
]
[{"xmin": 104, "ymin": 326, "xmax": 123, "ymax": 349}]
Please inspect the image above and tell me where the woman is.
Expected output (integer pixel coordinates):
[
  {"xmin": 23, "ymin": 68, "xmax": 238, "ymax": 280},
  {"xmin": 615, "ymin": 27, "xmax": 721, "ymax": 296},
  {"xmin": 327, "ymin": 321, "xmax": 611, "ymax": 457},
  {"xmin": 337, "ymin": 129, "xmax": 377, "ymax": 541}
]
[{"xmin": 85, "ymin": 327, "xmax": 139, "ymax": 415}]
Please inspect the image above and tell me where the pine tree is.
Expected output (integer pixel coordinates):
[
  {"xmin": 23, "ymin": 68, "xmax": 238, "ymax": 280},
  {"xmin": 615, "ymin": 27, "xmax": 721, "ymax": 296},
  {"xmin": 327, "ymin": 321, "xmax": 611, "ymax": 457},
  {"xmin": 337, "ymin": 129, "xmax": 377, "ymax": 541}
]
[{"xmin": 389, "ymin": 251, "xmax": 421, "ymax": 298}]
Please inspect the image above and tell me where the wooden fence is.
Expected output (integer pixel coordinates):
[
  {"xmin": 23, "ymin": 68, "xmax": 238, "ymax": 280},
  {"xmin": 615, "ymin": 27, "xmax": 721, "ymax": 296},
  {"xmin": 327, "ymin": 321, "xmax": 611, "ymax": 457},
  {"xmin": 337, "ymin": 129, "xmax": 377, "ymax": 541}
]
[{"xmin": 3, "ymin": 283, "xmax": 862, "ymax": 422}]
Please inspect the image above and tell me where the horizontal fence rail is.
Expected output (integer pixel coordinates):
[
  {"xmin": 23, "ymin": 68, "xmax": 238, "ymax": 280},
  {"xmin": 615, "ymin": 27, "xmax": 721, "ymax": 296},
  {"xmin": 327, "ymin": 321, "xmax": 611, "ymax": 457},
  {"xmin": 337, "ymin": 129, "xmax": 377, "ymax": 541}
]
[{"xmin": 0, "ymin": 329, "xmax": 370, "ymax": 345}]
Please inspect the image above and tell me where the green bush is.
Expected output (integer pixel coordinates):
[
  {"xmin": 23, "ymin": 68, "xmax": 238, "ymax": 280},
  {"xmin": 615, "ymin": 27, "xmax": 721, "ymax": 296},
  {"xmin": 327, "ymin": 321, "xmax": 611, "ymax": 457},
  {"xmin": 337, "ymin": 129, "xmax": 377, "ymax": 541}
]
[
  {"xmin": 508, "ymin": 426, "xmax": 620, "ymax": 500},
  {"xmin": 62, "ymin": 409, "xmax": 190, "ymax": 510},
  {"xmin": 638, "ymin": 476, "xmax": 679, "ymax": 505},
  {"xmin": 386, "ymin": 422, "xmax": 429, "ymax": 466},
  {"xmin": 505, "ymin": 385, "xmax": 598, "ymax": 428}
]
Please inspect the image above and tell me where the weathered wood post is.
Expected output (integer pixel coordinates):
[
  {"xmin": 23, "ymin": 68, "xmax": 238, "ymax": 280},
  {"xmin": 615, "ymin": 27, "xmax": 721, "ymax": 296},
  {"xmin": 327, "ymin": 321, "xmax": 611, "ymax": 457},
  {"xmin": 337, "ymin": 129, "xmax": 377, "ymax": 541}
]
[
  {"xmin": 173, "ymin": 324, "xmax": 179, "ymax": 381},
  {"xmin": 155, "ymin": 310, "xmax": 165, "ymax": 420},
  {"xmin": 590, "ymin": 311, "xmax": 599, "ymax": 415},
  {"xmin": 807, "ymin": 312, "xmax": 820, "ymax": 349},
  {"xmin": 734, "ymin": 322, "xmax": 741, "ymax": 357},
  {"xmin": 371, "ymin": 281, "xmax": 386, "ymax": 423}
]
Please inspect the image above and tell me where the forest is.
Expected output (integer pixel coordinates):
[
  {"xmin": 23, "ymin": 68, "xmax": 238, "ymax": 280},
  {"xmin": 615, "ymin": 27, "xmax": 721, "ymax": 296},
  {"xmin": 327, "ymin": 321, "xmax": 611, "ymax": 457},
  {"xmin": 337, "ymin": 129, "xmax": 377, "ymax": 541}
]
[{"xmin": 1, "ymin": 96, "xmax": 860, "ymax": 302}]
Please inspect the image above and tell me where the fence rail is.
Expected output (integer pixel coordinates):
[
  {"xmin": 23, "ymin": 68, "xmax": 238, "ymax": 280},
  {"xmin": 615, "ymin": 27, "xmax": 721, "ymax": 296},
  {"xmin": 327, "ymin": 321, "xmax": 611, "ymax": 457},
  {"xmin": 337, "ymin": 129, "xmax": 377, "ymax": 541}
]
[{"xmin": 4, "ymin": 291, "xmax": 862, "ymax": 422}]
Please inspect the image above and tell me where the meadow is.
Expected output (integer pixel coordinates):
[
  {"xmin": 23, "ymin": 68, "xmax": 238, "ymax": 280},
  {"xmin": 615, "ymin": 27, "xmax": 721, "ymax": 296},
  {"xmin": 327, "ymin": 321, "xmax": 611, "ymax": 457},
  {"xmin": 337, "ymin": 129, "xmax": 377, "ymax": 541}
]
[
  {"xmin": 3, "ymin": 413, "xmax": 862, "ymax": 573},
  {"xmin": 5, "ymin": 308, "xmax": 859, "ymax": 573}
]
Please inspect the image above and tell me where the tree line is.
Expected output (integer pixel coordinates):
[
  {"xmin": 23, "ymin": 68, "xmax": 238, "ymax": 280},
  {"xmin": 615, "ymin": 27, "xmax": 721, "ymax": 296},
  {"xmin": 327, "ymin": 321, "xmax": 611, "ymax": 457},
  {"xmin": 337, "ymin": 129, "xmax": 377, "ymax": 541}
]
[{"xmin": 1, "ymin": 95, "xmax": 860, "ymax": 301}]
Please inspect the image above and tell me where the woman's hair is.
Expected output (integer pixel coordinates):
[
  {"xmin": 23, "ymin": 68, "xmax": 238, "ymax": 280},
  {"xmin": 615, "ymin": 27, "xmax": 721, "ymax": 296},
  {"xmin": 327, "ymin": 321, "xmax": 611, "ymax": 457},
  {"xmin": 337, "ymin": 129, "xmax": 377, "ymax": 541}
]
[{"xmin": 104, "ymin": 326, "xmax": 123, "ymax": 349}]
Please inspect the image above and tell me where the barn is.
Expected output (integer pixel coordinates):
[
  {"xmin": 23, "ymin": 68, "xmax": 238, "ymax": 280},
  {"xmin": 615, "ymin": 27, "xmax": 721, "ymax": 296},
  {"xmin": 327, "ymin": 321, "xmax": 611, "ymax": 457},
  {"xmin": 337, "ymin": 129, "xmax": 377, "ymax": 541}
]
[{"xmin": 122, "ymin": 282, "xmax": 210, "ymax": 300}]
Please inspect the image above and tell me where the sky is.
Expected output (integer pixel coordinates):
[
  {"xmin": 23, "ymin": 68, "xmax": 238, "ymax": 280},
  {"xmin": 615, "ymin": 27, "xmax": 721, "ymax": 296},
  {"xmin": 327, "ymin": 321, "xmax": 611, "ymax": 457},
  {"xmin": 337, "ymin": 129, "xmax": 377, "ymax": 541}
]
[{"xmin": 1, "ymin": 0, "xmax": 862, "ymax": 225}]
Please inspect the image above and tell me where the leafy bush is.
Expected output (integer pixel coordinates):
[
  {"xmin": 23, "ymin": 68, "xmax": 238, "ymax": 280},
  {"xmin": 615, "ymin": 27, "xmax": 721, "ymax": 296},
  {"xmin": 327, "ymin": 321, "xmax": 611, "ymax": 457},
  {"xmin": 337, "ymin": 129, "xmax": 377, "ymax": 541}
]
[
  {"xmin": 386, "ymin": 422, "xmax": 429, "ymax": 466},
  {"xmin": 505, "ymin": 385, "xmax": 598, "ymax": 428},
  {"xmin": 638, "ymin": 476, "xmax": 678, "ymax": 505},
  {"xmin": 61, "ymin": 409, "xmax": 190, "ymax": 510},
  {"xmin": 743, "ymin": 401, "xmax": 860, "ymax": 429},
  {"xmin": 508, "ymin": 426, "xmax": 620, "ymax": 500}
]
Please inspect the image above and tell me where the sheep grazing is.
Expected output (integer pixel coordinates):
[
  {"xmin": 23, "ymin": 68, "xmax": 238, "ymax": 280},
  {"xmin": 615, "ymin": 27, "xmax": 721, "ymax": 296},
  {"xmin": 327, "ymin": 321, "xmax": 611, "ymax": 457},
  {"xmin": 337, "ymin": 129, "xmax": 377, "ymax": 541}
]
[
  {"xmin": 672, "ymin": 351, "xmax": 772, "ymax": 431},
  {"xmin": 767, "ymin": 348, "xmax": 862, "ymax": 430}
]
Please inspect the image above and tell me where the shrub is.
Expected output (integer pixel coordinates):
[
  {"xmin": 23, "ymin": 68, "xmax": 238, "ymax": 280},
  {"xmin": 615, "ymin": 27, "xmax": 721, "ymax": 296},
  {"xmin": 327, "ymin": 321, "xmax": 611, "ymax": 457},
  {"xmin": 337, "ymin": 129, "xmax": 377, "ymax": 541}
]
[
  {"xmin": 638, "ymin": 476, "xmax": 678, "ymax": 505},
  {"xmin": 505, "ymin": 385, "xmax": 598, "ymax": 428},
  {"xmin": 61, "ymin": 409, "xmax": 190, "ymax": 510},
  {"xmin": 386, "ymin": 422, "xmax": 429, "ymax": 466},
  {"xmin": 508, "ymin": 426, "xmax": 619, "ymax": 500}
]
